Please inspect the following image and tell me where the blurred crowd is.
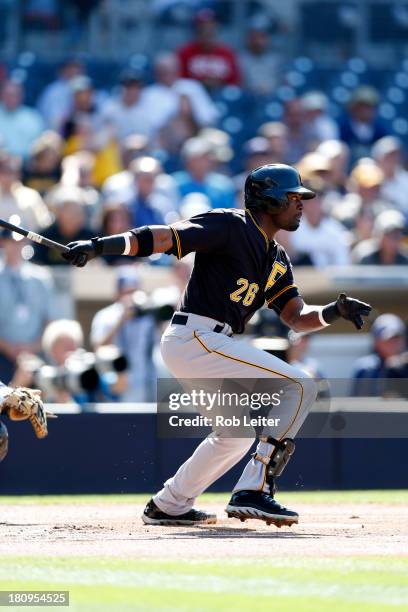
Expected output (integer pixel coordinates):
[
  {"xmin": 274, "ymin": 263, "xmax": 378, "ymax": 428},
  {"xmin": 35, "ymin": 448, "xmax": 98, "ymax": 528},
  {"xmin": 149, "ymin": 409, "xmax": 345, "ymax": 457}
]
[{"xmin": 0, "ymin": 7, "xmax": 407, "ymax": 401}]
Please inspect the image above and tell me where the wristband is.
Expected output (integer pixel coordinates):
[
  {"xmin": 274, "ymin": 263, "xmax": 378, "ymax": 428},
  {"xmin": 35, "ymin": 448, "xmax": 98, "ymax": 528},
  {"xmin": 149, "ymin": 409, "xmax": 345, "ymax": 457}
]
[
  {"xmin": 123, "ymin": 233, "xmax": 132, "ymax": 255},
  {"xmin": 321, "ymin": 301, "xmax": 341, "ymax": 325},
  {"xmin": 92, "ymin": 234, "xmax": 129, "ymax": 256},
  {"xmin": 317, "ymin": 307, "xmax": 330, "ymax": 327},
  {"xmin": 130, "ymin": 226, "xmax": 154, "ymax": 257},
  {"xmin": 91, "ymin": 237, "xmax": 104, "ymax": 255}
]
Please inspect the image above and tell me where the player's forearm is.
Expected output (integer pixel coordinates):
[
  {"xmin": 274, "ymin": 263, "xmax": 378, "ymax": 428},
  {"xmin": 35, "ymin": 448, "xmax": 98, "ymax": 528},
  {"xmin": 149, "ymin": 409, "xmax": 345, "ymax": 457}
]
[
  {"xmin": 283, "ymin": 304, "xmax": 329, "ymax": 333},
  {"xmin": 130, "ymin": 226, "xmax": 173, "ymax": 256},
  {"xmin": 98, "ymin": 226, "xmax": 173, "ymax": 257}
]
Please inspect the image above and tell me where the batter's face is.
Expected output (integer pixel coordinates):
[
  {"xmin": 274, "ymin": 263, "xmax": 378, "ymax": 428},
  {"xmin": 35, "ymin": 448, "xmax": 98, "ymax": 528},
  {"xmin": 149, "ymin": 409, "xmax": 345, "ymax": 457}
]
[{"xmin": 273, "ymin": 193, "xmax": 304, "ymax": 231}]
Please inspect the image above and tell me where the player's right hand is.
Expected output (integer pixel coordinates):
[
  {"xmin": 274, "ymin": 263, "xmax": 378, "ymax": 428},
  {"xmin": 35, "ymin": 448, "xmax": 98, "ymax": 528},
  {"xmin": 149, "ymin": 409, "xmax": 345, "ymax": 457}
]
[{"xmin": 62, "ymin": 240, "xmax": 98, "ymax": 267}]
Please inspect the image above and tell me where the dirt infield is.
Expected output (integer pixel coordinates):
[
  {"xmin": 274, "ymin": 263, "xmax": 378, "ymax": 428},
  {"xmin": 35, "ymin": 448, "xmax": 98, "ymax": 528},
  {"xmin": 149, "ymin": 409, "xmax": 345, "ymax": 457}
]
[{"xmin": 1, "ymin": 499, "xmax": 407, "ymax": 559}]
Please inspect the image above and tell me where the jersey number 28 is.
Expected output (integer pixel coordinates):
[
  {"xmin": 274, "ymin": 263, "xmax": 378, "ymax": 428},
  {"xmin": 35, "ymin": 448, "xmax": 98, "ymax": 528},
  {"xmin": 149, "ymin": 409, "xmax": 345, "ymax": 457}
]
[{"xmin": 230, "ymin": 278, "xmax": 259, "ymax": 306}]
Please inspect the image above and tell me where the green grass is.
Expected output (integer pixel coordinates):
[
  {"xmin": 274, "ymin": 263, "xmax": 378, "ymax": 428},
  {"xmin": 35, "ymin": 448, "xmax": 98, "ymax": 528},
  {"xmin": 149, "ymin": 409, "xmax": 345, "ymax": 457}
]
[
  {"xmin": 1, "ymin": 489, "xmax": 408, "ymax": 505},
  {"xmin": 0, "ymin": 557, "xmax": 407, "ymax": 611},
  {"xmin": 1, "ymin": 491, "xmax": 408, "ymax": 611}
]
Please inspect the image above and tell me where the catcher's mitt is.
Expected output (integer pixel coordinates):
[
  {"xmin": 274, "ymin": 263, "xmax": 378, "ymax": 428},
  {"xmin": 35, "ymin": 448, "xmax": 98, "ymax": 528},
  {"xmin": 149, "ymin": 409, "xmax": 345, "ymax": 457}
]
[{"xmin": 2, "ymin": 387, "xmax": 53, "ymax": 439}]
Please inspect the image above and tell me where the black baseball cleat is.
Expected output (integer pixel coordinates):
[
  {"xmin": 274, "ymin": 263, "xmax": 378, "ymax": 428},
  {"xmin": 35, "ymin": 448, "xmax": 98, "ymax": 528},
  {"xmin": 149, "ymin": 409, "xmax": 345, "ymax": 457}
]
[
  {"xmin": 225, "ymin": 490, "xmax": 298, "ymax": 527},
  {"xmin": 142, "ymin": 499, "xmax": 217, "ymax": 526}
]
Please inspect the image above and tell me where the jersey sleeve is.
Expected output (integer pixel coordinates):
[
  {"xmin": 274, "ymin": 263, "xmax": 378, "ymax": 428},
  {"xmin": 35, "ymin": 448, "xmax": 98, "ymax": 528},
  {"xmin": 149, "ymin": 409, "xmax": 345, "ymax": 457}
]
[
  {"xmin": 264, "ymin": 249, "xmax": 300, "ymax": 314},
  {"xmin": 167, "ymin": 210, "xmax": 231, "ymax": 259}
]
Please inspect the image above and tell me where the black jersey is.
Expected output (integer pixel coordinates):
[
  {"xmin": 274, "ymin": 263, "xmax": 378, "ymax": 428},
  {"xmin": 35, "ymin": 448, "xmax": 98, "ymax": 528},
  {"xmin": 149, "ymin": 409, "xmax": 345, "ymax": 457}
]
[{"xmin": 168, "ymin": 208, "xmax": 300, "ymax": 334}]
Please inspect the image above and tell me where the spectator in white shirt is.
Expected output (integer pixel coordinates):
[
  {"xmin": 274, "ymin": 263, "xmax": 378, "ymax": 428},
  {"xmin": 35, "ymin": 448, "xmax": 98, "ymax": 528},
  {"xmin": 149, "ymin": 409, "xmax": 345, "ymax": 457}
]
[
  {"xmin": 102, "ymin": 153, "xmax": 179, "ymax": 214},
  {"xmin": 101, "ymin": 69, "xmax": 154, "ymax": 141},
  {"xmin": 372, "ymin": 136, "xmax": 408, "ymax": 219},
  {"xmin": 289, "ymin": 180, "xmax": 351, "ymax": 267},
  {"xmin": 141, "ymin": 52, "xmax": 219, "ymax": 134},
  {"xmin": 301, "ymin": 91, "xmax": 339, "ymax": 144},
  {"xmin": 0, "ymin": 80, "xmax": 44, "ymax": 159}
]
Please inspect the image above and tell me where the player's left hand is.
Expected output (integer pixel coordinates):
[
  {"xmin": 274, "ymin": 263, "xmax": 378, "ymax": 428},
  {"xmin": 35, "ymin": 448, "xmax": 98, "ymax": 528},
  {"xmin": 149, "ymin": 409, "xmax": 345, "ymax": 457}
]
[
  {"xmin": 335, "ymin": 293, "xmax": 372, "ymax": 330},
  {"xmin": 2, "ymin": 387, "xmax": 55, "ymax": 438}
]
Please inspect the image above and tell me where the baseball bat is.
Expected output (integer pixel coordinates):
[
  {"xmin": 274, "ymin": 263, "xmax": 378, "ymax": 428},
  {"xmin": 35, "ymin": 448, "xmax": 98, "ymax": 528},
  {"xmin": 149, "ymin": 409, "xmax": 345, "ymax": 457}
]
[{"xmin": 0, "ymin": 218, "xmax": 70, "ymax": 253}]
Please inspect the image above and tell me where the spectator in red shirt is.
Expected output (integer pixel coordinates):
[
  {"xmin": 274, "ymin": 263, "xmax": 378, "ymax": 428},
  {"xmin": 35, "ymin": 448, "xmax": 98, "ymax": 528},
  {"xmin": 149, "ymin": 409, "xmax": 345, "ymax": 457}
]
[{"xmin": 177, "ymin": 9, "xmax": 240, "ymax": 91}]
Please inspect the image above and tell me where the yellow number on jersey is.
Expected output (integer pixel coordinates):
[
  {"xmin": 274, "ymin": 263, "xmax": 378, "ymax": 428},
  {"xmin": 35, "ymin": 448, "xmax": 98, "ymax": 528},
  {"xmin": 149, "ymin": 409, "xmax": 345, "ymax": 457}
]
[
  {"xmin": 265, "ymin": 262, "xmax": 287, "ymax": 291},
  {"xmin": 243, "ymin": 283, "xmax": 259, "ymax": 306},
  {"xmin": 230, "ymin": 278, "xmax": 248, "ymax": 302},
  {"xmin": 230, "ymin": 278, "xmax": 259, "ymax": 306}
]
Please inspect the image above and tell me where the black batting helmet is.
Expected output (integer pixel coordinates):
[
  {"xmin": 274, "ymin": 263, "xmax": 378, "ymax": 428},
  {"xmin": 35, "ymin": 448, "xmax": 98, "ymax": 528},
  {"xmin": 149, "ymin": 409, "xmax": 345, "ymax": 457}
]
[{"xmin": 245, "ymin": 164, "xmax": 315, "ymax": 214}]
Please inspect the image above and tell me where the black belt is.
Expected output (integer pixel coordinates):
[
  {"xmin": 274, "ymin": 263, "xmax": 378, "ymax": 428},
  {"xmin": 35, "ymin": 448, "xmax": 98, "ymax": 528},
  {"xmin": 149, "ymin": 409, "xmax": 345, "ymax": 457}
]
[{"xmin": 172, "ymin": 313, "xmax": 225, "ymax": 333}]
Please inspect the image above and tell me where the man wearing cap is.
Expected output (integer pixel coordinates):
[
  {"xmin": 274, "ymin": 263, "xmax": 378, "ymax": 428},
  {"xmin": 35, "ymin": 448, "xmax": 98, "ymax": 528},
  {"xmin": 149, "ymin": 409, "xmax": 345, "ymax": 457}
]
[
  {"xmin": 338, "ymin": 86, "xmax": 389, "ymax": 164},
  {"xmin": 127, "ymin": 157, "xmax": 173, "ymax": 227},
  {"xmin": 239, "ymin": 15, "xmax": 281, "ymax": 96},
  {"xmin": 352, "ymin": 209, "xmax": 408, "ymax": 265},
  {"xmin": 301, "ymin": 91, "xmax": 339, "ymax": 144},
  {"xmin": 352, "ymin": 313, "xmax": 406, "ymax": 396},
  {"xmin": 173, "ymin": 136, "xmax": 235, "ymax": 209},
  {"xmin": 177, "ymin": 9, "xmax": 240, "ymax": 90}
]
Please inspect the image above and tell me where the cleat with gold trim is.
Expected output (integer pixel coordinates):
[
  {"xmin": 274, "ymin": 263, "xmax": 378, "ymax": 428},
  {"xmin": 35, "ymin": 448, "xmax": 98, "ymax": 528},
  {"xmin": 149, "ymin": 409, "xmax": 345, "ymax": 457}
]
[{"xmin": 225, "ymin": 490, "xmax": 298, "ymax": 527}]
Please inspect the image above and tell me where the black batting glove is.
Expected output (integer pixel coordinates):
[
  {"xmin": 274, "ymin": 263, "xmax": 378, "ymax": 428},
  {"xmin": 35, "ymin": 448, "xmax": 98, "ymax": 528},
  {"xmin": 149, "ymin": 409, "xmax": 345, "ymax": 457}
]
[
  {"xmin": 62, "ymin": 238, "xmax": 101, "ymax": 268},
  {"xmin": 323, "ymin": 293, "xmax": 372, "ymax": 330}
]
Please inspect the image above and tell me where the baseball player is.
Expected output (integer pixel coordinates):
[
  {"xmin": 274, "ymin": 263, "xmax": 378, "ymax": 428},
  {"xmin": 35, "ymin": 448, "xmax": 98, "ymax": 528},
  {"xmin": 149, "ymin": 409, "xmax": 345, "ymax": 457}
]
[
  {"xmin": 0, "ymin": 382, "xmax": 49, "ymax": 462},
  {"xmin": 63, "ymin": 164, "xmax": 372, "ymax": 527}
]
